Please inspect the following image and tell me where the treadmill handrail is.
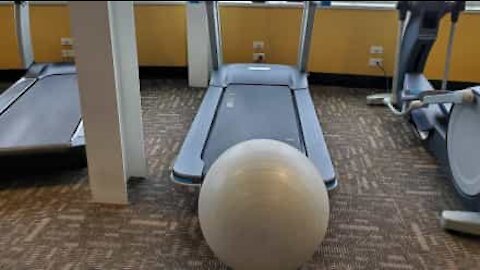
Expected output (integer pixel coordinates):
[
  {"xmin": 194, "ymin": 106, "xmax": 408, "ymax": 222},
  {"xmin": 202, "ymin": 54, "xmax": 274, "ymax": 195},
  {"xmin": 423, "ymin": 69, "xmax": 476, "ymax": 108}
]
[{"xmin": 14, "ymin": 1, "xmax": 34, "ymax": 69}]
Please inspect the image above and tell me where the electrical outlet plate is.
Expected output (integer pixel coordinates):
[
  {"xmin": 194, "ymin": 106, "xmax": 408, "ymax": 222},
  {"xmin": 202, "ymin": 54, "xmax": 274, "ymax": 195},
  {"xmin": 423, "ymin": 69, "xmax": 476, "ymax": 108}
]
[
  {"xmin": 62, "ymin": 49, "xmax": 75, "ymax": 58},
  {"xmin": 253, "ymin": 52, "xmax": 265, "ymax": 62},
  {"xmin": 370, "ymin": 45, "xmax": 383, "ymax": 54},
  {"xmin": 253, "ymin": 41, "xmax": 264, "ymax": 50},
  {"xmin": 67, "ymin": 49, "xmax": 75, "ymax": 57},
  {"xmin": 61, "ymin": 37, "xmax": 74, "ymax": 46},
  {"xmin": 369, "ymin": 58, "xmax": 383, "ymax": 67}
]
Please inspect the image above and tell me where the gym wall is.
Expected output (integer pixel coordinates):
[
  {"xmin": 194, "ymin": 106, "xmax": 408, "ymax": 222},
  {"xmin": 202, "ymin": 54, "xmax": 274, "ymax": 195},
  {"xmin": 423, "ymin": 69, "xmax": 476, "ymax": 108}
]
[
  {"xmin": 0, "ymin": 3, "xmax": 479, "ymax": 83},
  {"xmin": 0, "ymin": 5, "xmax": 21, "ymax": 68}
]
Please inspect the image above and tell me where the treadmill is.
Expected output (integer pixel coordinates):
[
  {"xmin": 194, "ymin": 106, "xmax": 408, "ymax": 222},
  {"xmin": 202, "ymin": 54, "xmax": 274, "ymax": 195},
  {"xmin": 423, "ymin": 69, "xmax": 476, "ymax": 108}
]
[
  {"xmin": 0, "ymin": 1, "xmax": 85, "ymax": 170},
  {"xmin": 172, "ymin": 1, "xmax": 337, "ymax": 190}
]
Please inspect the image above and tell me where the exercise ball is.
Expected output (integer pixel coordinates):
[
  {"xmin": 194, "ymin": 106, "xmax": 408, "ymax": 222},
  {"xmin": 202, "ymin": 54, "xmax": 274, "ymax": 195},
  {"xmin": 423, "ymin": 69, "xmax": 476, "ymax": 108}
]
[{"xmin": 199, "ymin": 139, "xmax": 330, "ymax": 270}]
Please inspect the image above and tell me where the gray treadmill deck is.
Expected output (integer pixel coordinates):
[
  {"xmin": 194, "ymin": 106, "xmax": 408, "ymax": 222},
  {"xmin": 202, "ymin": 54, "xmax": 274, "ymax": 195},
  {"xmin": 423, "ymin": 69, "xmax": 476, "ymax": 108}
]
[
  {"xmin": 0, "ymin": 74, "xmax": 82, "ymax": 152},
  {"xmin": 172, "ymin": 64, "xmax": 337, "ymax": 189},
  {"xmin": 203, "ymin": 84, "xmax": 305, "ymax": 171}
]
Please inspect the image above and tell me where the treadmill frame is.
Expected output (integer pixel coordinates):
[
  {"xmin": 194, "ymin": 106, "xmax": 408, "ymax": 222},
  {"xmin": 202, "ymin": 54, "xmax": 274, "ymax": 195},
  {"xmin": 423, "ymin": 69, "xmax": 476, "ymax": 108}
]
[{"xmin": 172, "ymin": 2, "xmax": 337, "ymax": 190}]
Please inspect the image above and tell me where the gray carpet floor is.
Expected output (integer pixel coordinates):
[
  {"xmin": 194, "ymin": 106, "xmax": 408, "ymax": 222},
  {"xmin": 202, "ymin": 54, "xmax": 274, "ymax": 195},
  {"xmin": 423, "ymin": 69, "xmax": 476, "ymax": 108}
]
[{"xmin": 0, "ymin": 79, "xmax": 479, "ymax": 269}]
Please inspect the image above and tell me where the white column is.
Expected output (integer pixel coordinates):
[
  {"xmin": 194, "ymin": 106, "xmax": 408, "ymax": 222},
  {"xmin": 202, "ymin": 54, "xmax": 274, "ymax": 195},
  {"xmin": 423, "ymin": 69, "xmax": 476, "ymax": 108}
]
[
  {"xmin": 187, "ymin": 1, "xmax": 211, "ymax": 87},
  {"xmin": 69, "ymin": 1, "xmax": 147, "ymax": 204}
]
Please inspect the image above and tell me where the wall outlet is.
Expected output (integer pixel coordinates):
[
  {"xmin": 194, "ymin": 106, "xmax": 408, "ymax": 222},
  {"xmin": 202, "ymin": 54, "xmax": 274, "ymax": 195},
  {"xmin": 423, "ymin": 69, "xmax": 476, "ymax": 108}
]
[
  {"xmin": 253, "ymin": 41, "xmax": 264, "ymax": 51},
  {"xmin": 369, "ymin": 58, "xmax": 383, "ymax": 67},
  {"xmin": 253, "ymin": 52, "xmax": 265, "ymax": 63},
  {"xmin": 370, "ymin": 45, "xmax": 383, "ymax": 54},
  {"xmin": 61, "ymin": 37, "xmax": 74, "ymax": 46},
  {"xmin": 62, "ymin": 49, "xmax": 75, "ymax": 58},
  {"xmin": 67, "ymin": 49, "xmax": 75, "ymax": 57}
]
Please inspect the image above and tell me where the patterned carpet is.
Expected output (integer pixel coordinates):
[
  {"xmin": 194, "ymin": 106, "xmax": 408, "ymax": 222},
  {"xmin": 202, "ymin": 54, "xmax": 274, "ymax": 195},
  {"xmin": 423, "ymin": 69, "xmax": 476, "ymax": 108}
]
[{"xmin": 0, "ymin": 79, "xmax": 479, "ymax": 269}]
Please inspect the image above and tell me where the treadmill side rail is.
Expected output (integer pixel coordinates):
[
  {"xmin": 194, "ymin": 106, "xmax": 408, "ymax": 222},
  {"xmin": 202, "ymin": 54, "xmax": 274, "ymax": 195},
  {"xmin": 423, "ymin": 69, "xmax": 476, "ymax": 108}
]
[
  {"xmin": 37, "ymin": 63, "xmax": 77, "ymax": 79},
  {"xmin": 0, "ymin": 77, "xmax": 36, "ymax": 115},
  {"xmin": 71, "ymin": 120, "xmax": 85, "ymax": 147},
  {"xmin": 172, "ymin": 86, "xmax": 224, "ymax": 184},
  {"xmin": 24, "ymin": 63, "xmax": 48, "ymax": 78},
  {"xmin": 294, "ymin": 88, "xmax": 337, "ymax": 190}
]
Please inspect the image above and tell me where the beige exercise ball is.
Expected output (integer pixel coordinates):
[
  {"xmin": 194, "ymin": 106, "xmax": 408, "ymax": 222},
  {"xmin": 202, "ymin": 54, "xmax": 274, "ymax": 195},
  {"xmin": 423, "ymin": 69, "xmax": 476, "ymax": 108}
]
[{"xmin": 198, "ymin": 139, "xmax": 330, "ymax": 270}]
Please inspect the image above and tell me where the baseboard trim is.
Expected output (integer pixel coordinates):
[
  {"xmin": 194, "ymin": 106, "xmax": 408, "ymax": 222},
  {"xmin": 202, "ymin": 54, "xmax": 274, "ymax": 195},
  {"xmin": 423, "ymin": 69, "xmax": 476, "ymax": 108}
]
[
  {"xmin": 0, "ymin": 69, "xmax": 25, "ymax": 82},
  {"xmin": 139, "ymin": 66, "xmax": 188, "ymax": 79},
  {"xmin": 308, "ymin": 72, "xmax": 390, "ymax": 89},
  {"xmin": 308, "ymin": 72, "xmax": 479, "ymax": 90},
  {"xmin": 0, "ymin": 66, "xmax": 477, "ymax": 90},
  {"xmin": 0, "ymin": 66, "xmax": 188, "ymax": 82},
  {"xmin": 429, "ymin": 80, "xmax": 477, "ymax": 90}
]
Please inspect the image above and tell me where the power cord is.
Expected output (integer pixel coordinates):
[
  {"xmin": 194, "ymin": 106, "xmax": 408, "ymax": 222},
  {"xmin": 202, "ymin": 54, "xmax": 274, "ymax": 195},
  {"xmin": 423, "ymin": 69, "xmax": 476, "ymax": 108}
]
[{"xmin": 376, "ymin": 61, "xmax": 390, "ymax": 92}]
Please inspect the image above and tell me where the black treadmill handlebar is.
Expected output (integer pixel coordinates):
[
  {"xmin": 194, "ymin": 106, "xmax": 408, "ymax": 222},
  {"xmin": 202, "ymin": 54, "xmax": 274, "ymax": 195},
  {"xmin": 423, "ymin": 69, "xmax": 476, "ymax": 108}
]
[
  {"xmin": 449, "ymin": 1, "xmax": 466, "ymax": 23},
  {"xmin": 396, "ymin": 1, "xmax": 465, "ymax": 23},
  {"xmin": 396, "ymin": 1, "xmax": 410, "ymax": 21}
]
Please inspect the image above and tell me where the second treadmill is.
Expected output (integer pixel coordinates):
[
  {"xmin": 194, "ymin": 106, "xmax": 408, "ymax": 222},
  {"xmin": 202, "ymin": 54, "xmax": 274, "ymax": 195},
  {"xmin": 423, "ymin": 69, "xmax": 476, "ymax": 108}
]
[{"xmin": 0, "ymin": 2, "xmax": 85, "ymax": 170}]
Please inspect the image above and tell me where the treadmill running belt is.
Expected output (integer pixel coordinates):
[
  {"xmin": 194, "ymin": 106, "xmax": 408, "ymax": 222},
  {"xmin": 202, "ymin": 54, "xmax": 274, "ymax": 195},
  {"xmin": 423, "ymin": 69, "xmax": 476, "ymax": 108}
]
[
  {"xmin": 202, "ymin": 84, "xmax": 305, "ymax": 172},
  {"xmin": 0, "ymin": 74, "xmax": 81, "ymax": 149}
]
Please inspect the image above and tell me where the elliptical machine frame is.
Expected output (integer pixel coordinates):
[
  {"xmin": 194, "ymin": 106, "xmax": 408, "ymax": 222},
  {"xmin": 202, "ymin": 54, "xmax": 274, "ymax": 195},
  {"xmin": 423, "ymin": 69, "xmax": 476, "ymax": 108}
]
[{"xmin": 367, "ymin": 1, "xmax": 480, "ymax": 235}]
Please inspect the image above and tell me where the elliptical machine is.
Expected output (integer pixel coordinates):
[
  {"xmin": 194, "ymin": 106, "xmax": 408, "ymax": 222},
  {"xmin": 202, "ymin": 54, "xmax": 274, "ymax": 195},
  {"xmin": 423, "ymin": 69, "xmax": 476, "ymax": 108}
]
[{"xmin": 367, "ymin": 1, "xmax": 480, "ymax": 235}]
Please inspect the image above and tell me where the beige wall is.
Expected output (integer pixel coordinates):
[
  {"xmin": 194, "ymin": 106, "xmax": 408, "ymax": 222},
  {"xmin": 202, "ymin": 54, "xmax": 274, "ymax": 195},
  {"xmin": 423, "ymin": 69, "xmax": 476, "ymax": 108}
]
[{"xmin": 0, "ymin": 4, "xmax": 479, "ymax": 82}]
